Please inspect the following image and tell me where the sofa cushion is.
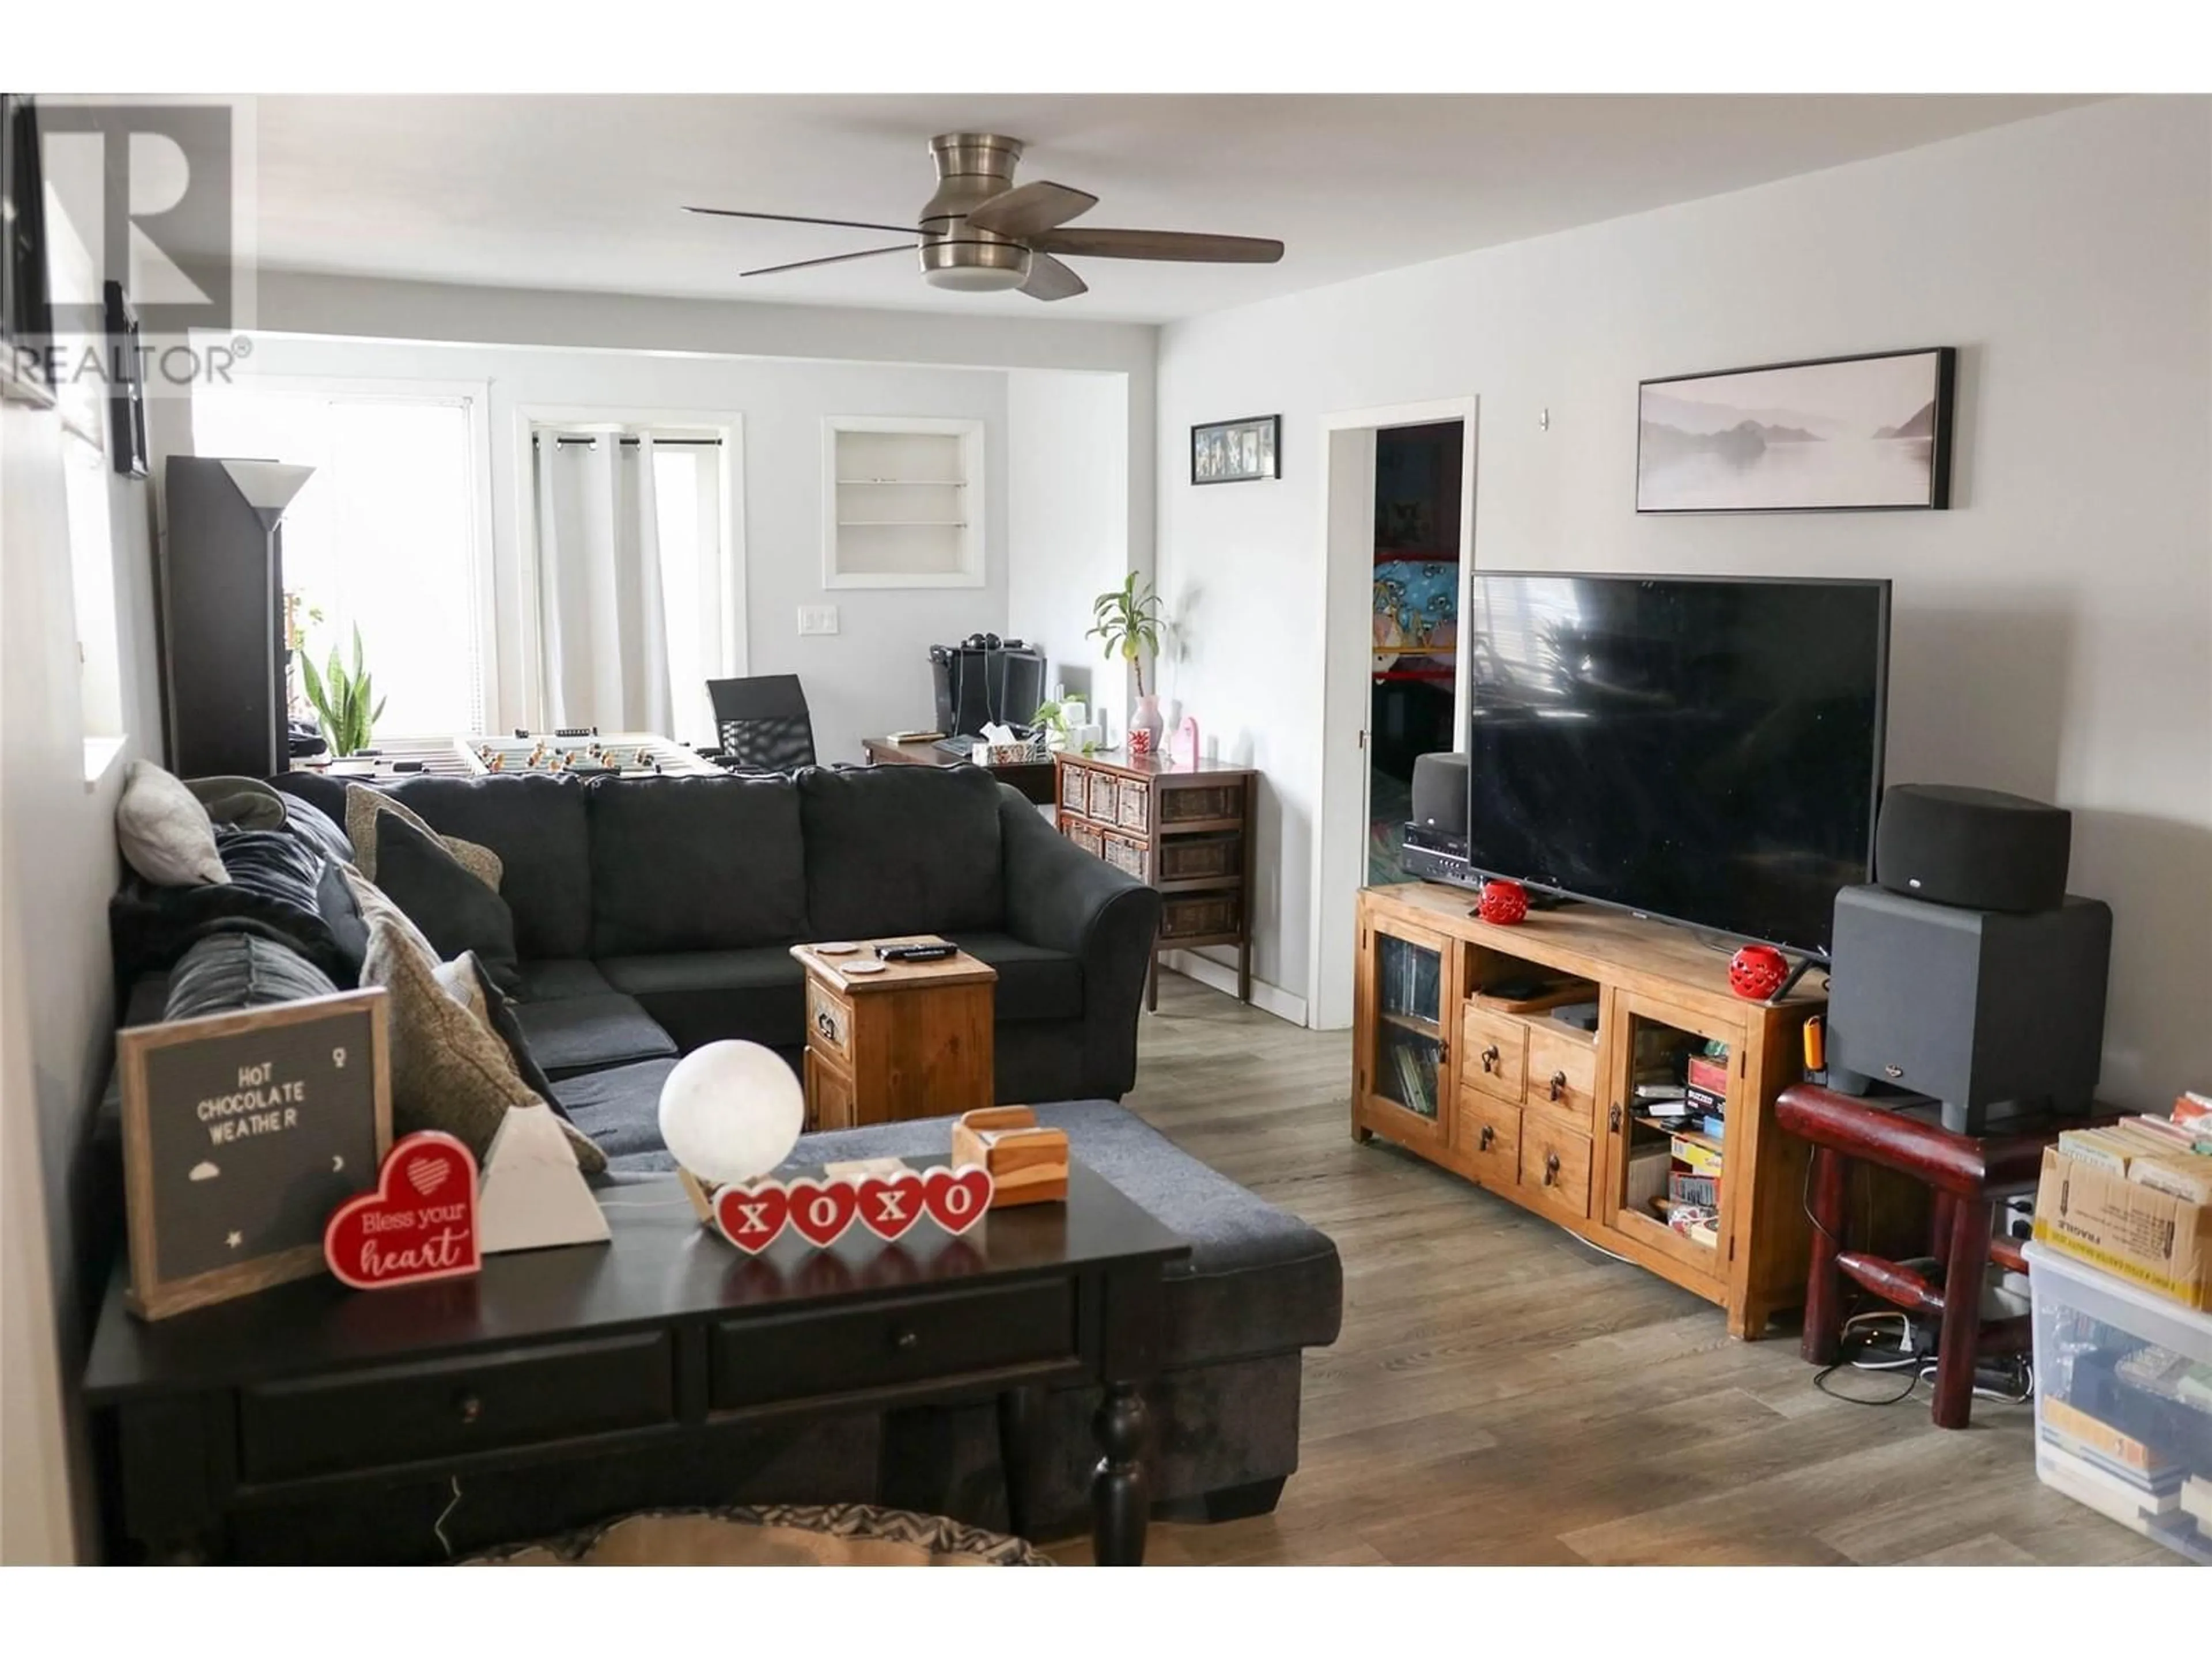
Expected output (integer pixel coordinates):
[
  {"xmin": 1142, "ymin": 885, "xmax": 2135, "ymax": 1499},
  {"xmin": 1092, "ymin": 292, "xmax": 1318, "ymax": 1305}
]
[
  {"xmin": 515, "ymin": 959, "xmax": 616, "ymax": 1002},
  {"xmin": 586, "ymin": 776, "xmax": 806, "ymax": 956},
  {"xmin": 510, "ymin": 994, "xmax": 677, "ymax": 1081},
  {"xmin": 797, "ymin": 765, "xmax": 1004, "ymax": 941},
  {"xmin": 110, "ymin": 829, "xmax": 356, "ymax": 985},
  {"xmin": 944, "ymin": 933, "xmax": 1082, "ymax": 1024},
  {"xmin": 296, "ymin": 775, "xmax": 594, "ymax": 962},
  {"xmin": 373, "ymin": 810, "xmax": 523, "ymax": 993},
  {"xmin": 597, "ymin": 949, "xmax": 806, "ymax": 1054},
  {"xmin": 551, "ymin": 1058, "xmax": 679, "ymax": 1166},
  {"xmin": 164, "ymin": 931, "xmax": 339, "ymax": 1020}
]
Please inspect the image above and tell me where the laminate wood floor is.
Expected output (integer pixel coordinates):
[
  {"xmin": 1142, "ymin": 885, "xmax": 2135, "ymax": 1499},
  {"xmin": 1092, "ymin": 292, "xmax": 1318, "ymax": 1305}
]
[{"xmin": 1052, "ymin": 971, "xmax": 2177, "ymax": 1566}]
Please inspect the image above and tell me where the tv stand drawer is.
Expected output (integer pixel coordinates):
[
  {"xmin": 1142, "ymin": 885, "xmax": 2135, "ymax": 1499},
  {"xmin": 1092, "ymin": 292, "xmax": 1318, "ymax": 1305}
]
[{"xmin": 1461, "ymin": 1007, "xmax": 1527, "ymax": 1103}]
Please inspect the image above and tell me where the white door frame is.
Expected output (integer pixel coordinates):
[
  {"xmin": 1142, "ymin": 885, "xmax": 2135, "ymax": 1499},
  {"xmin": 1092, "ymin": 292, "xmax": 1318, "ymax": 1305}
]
[
  {"xmin": 513, "ymin": 403, "xmax": 748, "ymax": 731},
  {"xmin": 1307, "ymin": 395, "xmax": 1479, "ymax": 1031}
]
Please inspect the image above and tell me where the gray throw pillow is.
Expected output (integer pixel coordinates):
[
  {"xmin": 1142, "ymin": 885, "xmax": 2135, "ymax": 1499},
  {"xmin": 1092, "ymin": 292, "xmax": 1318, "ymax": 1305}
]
[
  {"xmin": 164, "ymin": 932, "xmax": 340, "ymax": 1021},
  {"xmin": 116, "ymin": 759, "xmax": 229, "ymax": 887},
  {"xmin": 185, "ymin": 775, "xmax": 290, "ymax": 834}
]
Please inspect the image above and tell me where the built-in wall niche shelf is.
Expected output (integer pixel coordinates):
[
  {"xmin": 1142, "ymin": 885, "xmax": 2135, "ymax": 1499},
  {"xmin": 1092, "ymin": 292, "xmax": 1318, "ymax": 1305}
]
[{"xmin": 824, "ymin": 417, "xmax": 985, "ymax": 589}]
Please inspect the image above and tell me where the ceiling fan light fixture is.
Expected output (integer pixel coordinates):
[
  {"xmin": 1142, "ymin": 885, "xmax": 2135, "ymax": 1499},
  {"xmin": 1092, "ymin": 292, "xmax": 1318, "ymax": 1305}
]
[{"xmin": 921, "ymin": 260, "xmax": 1030, "ymax": 293}]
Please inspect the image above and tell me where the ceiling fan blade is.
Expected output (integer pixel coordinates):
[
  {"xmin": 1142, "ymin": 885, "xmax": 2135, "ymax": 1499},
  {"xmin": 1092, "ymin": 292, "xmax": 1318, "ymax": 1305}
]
[
  {"xmin": 1030, "ymin": 228, "xmax": 1284, "ymax": 264},
  {"xmin": 740, "ymin": 244, "xmax": 917, "ymax": 278},
  {"xmin": 964, "ymin": 180, "xmax": 1100, "ymax": 239},
  {"xmin": 1020, "ymin": 252, "xmax": 1088, "ymax": 302},
  {"xmin": 687, "ymin": 206, "xmax": 922, "ymax": 236}
]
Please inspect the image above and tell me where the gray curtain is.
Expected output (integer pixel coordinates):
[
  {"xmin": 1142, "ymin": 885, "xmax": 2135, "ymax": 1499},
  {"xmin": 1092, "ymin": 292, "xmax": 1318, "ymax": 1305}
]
[{"xmin": 532, "ymin": 431, "xmax": 672, "ymax": 734}]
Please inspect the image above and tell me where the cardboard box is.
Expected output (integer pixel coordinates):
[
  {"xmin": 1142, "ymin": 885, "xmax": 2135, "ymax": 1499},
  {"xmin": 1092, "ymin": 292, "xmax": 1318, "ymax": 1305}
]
[{"xmin": 2033, "ymin": 1147, "xmax": 2212, "ymax": 1312}]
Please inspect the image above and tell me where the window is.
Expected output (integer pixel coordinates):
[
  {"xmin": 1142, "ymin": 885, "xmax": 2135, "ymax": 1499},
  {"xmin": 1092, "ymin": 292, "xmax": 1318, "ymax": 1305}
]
[
  {"xmin": 63, "ymin": 430, "xmax": 124, "ymax": 769},
  {"xmin": 650, "ymin": 440, "xmax": 727, "ymax": 749},
  {"xmin": 193, "ymin": 382, "xmax": 490, "ymax": 736}
]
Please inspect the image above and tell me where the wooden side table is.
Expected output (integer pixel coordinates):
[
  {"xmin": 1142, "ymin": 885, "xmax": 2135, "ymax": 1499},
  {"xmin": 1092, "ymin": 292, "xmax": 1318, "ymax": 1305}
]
[
  {"xmin": 792, "ymin": 937, "xmax": 996, "ymax": 1130},
  {"xmin": 1776, "ymin": 1084, "xmax": 2110, "ymax": 1428},
  {"xmin": 1052, "ymin": 750, "xmax": 1259, "ymax": 1012}
]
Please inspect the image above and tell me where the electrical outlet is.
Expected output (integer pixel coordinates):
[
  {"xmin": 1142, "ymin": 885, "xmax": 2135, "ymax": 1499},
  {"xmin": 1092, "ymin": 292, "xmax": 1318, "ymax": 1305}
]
[{"xmin": 797, "ymin": 604, "xmax": 839, "ymax": 637}]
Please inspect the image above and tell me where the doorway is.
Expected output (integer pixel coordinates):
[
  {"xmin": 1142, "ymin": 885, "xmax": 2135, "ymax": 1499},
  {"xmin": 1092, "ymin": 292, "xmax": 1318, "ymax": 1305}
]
[
  {"xmin": 1309, "ymin": 397, "xmax": 1478, "ymax": 1031},
  {"xmin": 1368, "ymin": 421, "xmax": 1466, "ymax": 885}
]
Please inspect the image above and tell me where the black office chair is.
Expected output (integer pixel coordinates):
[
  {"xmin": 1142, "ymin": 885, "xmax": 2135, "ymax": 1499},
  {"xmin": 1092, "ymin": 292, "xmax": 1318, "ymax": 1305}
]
[{"xmin": 706, "ymin": 675, "xmax": 817, "ymax": 772}]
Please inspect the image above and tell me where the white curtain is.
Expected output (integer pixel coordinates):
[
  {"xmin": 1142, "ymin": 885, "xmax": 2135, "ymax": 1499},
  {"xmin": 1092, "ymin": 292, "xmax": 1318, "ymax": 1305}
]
[{"xmin": 532, "ymin": 431, "xmax": 673, "ymax": 734}]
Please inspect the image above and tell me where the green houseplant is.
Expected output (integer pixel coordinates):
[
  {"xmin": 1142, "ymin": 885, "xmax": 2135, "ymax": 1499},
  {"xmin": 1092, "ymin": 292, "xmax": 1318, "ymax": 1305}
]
[
  {"xmin": 299, "ymin": 624, "xmax": 387, "ymax": 758},
  {"xmin": 1086, "ymin": 573, "xmax": 1167, "ymax": 755}
]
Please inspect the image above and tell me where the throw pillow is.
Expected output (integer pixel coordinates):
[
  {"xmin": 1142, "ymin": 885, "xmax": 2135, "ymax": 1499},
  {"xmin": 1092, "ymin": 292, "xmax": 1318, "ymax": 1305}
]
[
  {"xmin": 347, "ymin": 870, "xmax": 605, "ymax": 1175},
  {"xmin": 344, "ymin": 785, "xmax": 503, "ymax": 890},
  {"xmin": 284, "ymin": 790, "xmax": 356, "ymax": 866},
  {"xmin": 164, "ymin": 931, "xmax": 340, "ymax": 1021},
  {"xmin": 442, "ymin": 950, "xmax": 570, "ymax": 1120},
  {"xmin": 372, "ymin": 810, "xmax": 522, "ymax": 993},
  {"xmin": 116, "ymin": 759, "xmax": 229, "ymax": 887}
]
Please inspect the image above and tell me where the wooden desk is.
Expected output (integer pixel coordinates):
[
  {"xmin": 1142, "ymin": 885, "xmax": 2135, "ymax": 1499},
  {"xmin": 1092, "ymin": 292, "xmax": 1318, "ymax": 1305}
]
[
  {"xmin": 862, "ymin": 736, "xmax": 1057, "ymax": 806},
  {"xmin": 792, "ymin": 937, "xmax": 996, "ymax": 1130},
  {"xmin": 82, "ymin": 1162, "xmax": 1187, "ymax": 1565}
]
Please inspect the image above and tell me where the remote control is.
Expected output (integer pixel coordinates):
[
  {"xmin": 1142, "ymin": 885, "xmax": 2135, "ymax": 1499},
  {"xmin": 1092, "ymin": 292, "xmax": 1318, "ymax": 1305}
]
[{"xmin": 876, "ymin": 943, "xmax": 958, "ymax": 962}]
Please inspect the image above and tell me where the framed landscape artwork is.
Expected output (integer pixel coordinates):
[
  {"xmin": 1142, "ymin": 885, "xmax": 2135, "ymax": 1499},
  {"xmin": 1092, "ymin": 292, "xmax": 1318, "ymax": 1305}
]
[
  {"xmin": 1637, "ymin": 347, "xmax": 1955, "ymax": 513},
  {"xmin": 1192, "ymin": 414, "xmax": 1281, "ymax": 484}
]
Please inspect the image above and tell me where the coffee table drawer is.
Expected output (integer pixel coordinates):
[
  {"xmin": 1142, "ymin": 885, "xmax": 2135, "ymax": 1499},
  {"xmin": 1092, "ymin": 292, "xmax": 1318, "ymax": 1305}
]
[
  {"xmin": 709, "ymin": 1281, "xmax": 1075, "ymax": 1411},
  {"xmin": 238, "ymin": 1331, "xmax": 677, "ymax": 1484}
]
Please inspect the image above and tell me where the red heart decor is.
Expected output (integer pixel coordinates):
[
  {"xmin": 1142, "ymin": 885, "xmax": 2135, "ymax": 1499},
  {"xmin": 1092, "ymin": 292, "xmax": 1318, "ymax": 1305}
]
[
  {"xmin": 1478, "ymin": 879, "xmax": 1530, "ymax": 926},
  {"xmin": 856, "ymin": 1171, "xmax": 927, "ymax": 1242},
  {"xmin": 1729, "ymin": 944, "xmax": 1790, "ymax": 1002},
  {"xmin": 713, "ymin": 1180, "xmax": 792, "ymax": 1255},
  {"xmin": 324, "ymin": 1132, "xmax": 481, "ymax": 1291},
  {"xmin": 785, "ymin": 1177, "xmax": 861, "ymax": 1248},
  {"xmin": 922, "ymin": 1165, "xmax": 994, "ymax": 1236}
]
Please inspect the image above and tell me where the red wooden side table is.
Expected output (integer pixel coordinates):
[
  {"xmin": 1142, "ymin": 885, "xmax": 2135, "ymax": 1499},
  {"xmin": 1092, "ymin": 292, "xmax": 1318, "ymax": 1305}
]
[{"xmin": 1774, "ymin": 1084, "xmax": 2109, "ymax": 1429}]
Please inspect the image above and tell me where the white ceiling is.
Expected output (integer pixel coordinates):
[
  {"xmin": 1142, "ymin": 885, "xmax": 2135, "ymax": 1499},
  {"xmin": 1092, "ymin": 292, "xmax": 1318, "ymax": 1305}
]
[{"xmin": 236, "ymin": 94, "xmax": 2089, "ymax": 324}]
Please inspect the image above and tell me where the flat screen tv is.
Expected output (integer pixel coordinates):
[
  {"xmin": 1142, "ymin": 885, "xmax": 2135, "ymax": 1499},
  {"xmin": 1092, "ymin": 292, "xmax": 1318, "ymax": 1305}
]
[{"xmin": 1462, "ymin": 573, "xmax": 1890, "ymax": 956}]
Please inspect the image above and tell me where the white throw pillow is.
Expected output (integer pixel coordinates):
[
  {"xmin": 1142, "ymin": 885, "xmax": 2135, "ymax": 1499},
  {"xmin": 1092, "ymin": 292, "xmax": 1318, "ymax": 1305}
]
[{"xmin": 115, "ymin": 760, "xmax": 230, "ymax": 887}]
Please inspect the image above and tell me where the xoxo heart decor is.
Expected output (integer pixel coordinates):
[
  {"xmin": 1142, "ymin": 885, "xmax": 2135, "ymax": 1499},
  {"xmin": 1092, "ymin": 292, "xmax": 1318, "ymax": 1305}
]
[
  {"xmin": 785, "ymin": 1177, "xmax": 861, "ymax": 1248},
  {"xmin": 922, "ymin": 1165, "xmax": 994, "ymax": 1237},
  {"xmin": 324, "ymin": 1131, "xmax": 481, "ymax": 1291},
  {"xmin": 713, "ymin": 1180, "xmax": 792, "ymax": 1255},
  {"xmin": 856, "ymin": 1171, "xmax": 927, "ymax": 1242}
]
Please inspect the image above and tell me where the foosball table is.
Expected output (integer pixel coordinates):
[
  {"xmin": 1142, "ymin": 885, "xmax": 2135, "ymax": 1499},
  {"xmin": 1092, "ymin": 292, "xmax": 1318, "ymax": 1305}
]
[{"xmin": 459, "ymin": 730, "xmax": 722, "ymax": 777}]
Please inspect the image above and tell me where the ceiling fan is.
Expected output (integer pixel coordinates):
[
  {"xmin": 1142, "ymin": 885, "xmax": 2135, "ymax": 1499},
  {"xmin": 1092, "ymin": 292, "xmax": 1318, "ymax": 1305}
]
[{"xmin": 686, "ymin": 132, "xmax": 1284, "ymax": 302}]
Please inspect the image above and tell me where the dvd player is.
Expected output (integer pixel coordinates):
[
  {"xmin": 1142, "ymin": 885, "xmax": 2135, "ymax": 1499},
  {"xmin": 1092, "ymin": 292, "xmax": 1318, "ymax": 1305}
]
[{"xmin": 1399, "ymin": 823, "xmax": 1481, "ymax": 890}]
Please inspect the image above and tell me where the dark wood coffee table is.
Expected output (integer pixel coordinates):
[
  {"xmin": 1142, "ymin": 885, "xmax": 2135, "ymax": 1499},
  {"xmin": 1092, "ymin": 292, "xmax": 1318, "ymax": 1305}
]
[{"xmin": 82, "ymin": 1161, "xmax": 1187, "ymax": 1565}]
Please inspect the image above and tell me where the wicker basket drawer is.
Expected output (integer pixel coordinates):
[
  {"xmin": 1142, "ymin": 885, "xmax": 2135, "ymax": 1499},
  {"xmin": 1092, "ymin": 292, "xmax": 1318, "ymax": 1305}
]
[
  {"xmin": 1160, "ymin": 891, "xmax": 1242, "ymax": 942},
  {"xmin": 1159, "ymin": 833, "xmax": 1240, "ymax": 882},
  {"xmin": 1160, "ymin": 782, "xmax": 1242, "ymax": 825},
  {"xmin": 1101, "ymin": 830, "xmax": 1147, "ymax": 879},
  {"xmin": 1058, "ymin": 763, "xmax": 1089, "ymax": 813},
  {"xmin": 1086, "ymin": 771, "xmax": 1118, "ymax": 821},
  {"xmin": 1116, "ymin": 778, "xmax": 1151, "ymax": 831},
  {"xmin": 1063, "ymin": 820, "xmax": 1104, "ymax": 859}
]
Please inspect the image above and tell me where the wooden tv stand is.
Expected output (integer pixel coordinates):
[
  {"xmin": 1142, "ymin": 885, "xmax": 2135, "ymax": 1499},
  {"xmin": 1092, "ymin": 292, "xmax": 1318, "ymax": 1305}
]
[{"xmin": 1354, "ymin": 882, "xmax": 1826, "ymax": 1339}]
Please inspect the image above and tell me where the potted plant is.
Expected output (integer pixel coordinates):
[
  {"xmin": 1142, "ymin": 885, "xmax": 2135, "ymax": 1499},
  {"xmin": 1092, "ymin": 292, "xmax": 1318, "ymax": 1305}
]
[
  {"xmin": 299, "ymin": 624, "xmax": 387, "ymax": 759},
  {"xmin": 1086, "ymin": 573, "xmax": 1166, "ymax": 756}
]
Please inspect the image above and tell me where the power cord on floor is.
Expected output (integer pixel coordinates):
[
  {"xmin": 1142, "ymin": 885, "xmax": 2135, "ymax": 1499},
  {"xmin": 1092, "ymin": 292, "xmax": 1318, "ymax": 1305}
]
[{"xmin": 1810, "ymin": 1303, "xmax": 2034, "ymax": 1408}]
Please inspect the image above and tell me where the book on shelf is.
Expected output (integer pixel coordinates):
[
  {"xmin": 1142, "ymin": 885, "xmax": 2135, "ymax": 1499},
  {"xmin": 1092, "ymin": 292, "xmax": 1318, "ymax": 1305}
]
[
  {"xmin": 1685, "ymin": 1053, "xmax": 1729, "ymax": 1100},
  {"xmin": 1389, "ymin": 1042, "xmax": 1434, "ymax": 1119},
  {"xmin": 1684, "ymin": 1082, "xmax": 1728, "ymax": 1116},
  {"xmin": 1671, "ymin": 1135, "xmax": 1725, "ymax": 1179},
  {"xmin": 1669, "ymin": 1171, "xmax": 1720, "ymax": 1209},
  {"xmin": 1698, "ymin": 1114, "xmax": 1728, "ymax": 1140}
]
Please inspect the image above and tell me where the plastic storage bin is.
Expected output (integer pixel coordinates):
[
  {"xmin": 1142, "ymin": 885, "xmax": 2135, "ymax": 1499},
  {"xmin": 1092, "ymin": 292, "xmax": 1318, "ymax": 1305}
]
[{"xmin": 2025, "ymin": 1241, "xmax": 2212, "ymax": 1563}]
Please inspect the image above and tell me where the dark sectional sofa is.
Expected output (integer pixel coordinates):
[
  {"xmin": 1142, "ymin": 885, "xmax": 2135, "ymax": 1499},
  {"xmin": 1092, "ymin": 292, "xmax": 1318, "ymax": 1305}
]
[{"xmin": 241, "ymin": 760, "xmax": 1342, "ymax": 1548}]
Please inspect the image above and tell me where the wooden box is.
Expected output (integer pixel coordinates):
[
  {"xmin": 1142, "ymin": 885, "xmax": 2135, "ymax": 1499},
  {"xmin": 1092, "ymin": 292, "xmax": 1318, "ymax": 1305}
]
[{"xmin": 950, "ymin": 1107, "xmax": 1069, "ymax": 1207}]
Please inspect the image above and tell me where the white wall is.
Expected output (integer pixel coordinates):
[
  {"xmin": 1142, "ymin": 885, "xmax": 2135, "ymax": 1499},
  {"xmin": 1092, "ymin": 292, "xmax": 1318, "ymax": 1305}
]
[
  {"xmin": 218, "ymin": 335, "xmax": 1014, "ymax": 765},
  {"xmin": 1, "ymin": 397, "xmax": 160, "ymax": 1563},
  {"xmin": 1154, "ymin": 95, "xmax": 2212, "ymax": 1112},
  {"xmin": 1006, "ymin": 370, "xmax": 1134, "ymax": 725}
]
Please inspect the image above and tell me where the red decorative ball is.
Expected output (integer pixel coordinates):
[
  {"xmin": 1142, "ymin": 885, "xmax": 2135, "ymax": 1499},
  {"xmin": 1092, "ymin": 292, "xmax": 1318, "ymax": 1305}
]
[
  {"xmin": 1729, "ymin": 944, "xmax": 1790, "ymax": 1001},
  {"xmin": 1478, "ymin": 879, "xmax": 1529, "ymax": 926}
]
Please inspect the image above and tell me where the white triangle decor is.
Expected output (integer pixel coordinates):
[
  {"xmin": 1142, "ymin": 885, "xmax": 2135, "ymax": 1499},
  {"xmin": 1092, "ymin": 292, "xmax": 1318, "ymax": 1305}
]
[{"xmin": 478, "ymin": 1105, "xmax": 612, "ymax": 1255}]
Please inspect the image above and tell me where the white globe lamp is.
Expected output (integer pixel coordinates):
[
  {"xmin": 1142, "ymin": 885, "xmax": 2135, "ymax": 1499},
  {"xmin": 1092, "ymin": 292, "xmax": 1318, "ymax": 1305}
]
[{"xmin": 657, "ymin": 1041, "xmax": 805, "ymax": 1191}]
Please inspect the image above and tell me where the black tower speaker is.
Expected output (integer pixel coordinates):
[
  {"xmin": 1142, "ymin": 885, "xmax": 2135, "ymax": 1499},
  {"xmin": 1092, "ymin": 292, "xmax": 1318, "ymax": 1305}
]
[
  {"xmin": 1875, "ymin": 783, "xmax": 2071, "ymax": 914},
  {"xmin": 160, "ymin": 457, "xmax": 315, "ymax": 779},
  {"xmin": 1410, "ymin": 751, "xmax": 1468, "ymax": 839},
  {"xmin": 1826, "ymin": 884, "xmax": 2111, "ymax": 1133}
]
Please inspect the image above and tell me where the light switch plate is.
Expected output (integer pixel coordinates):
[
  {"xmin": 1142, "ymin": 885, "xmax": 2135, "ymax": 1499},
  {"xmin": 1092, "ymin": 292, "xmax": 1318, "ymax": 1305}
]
[{"xmin": 797, "ymin": 604, "xmax": 839, "ymax": 636}]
